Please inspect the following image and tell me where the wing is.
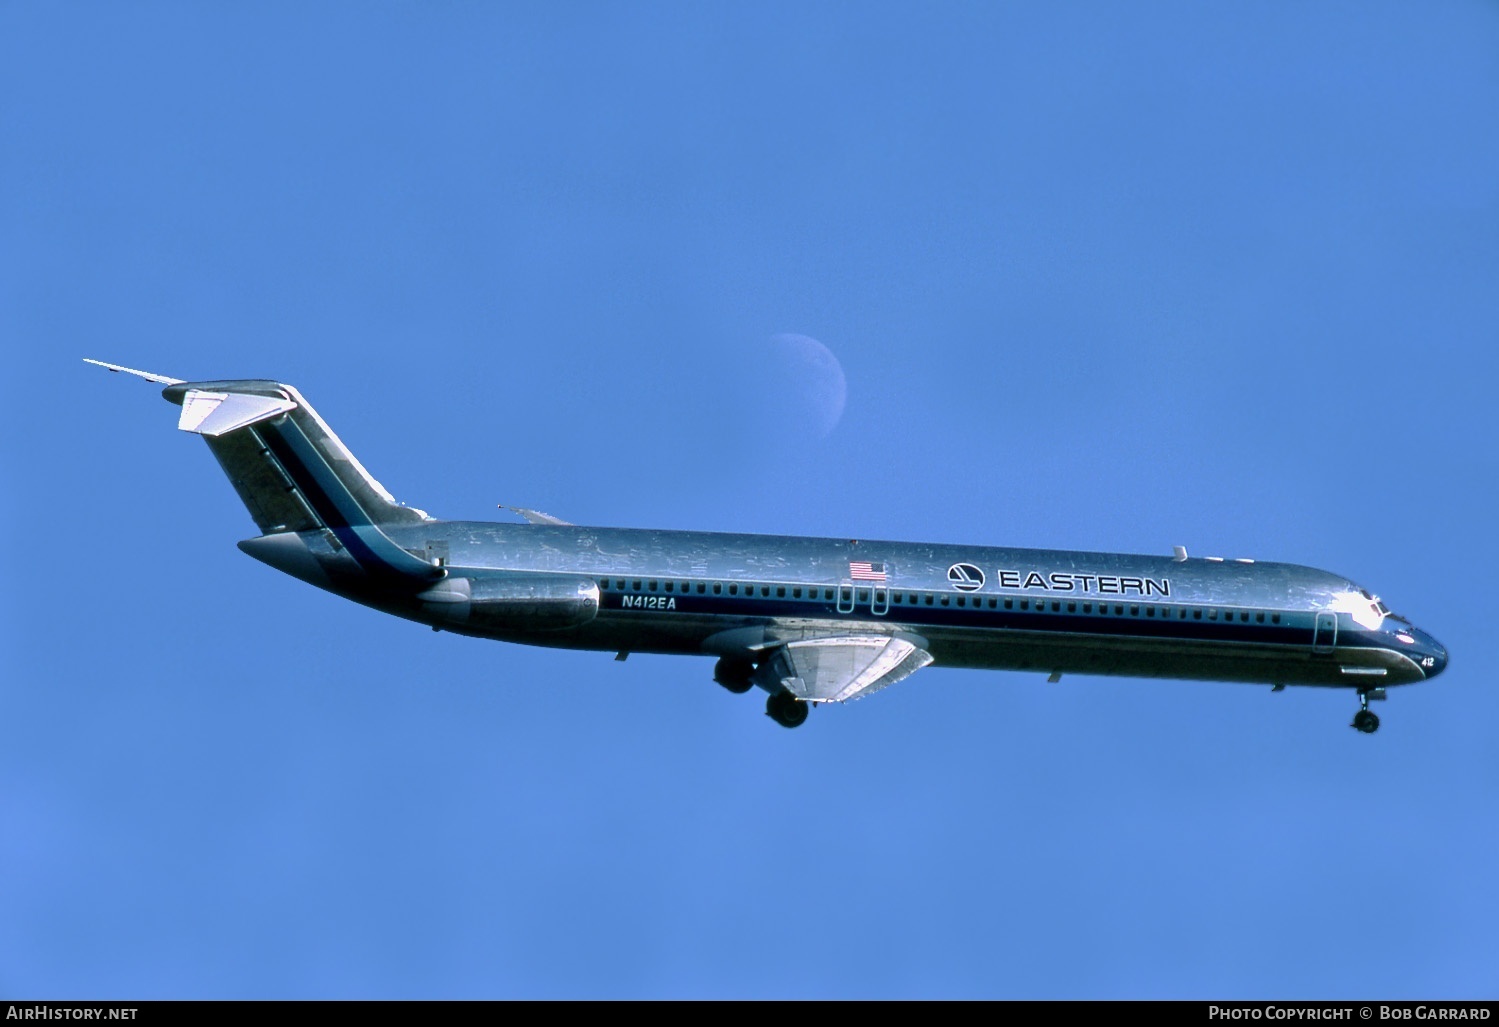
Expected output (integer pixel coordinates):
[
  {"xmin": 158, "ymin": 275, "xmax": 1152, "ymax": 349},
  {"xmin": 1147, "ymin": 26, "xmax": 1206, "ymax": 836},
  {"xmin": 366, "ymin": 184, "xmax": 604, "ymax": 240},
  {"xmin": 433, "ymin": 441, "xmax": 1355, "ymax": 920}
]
[
  {"xmin": 755, "ymin": 635, "xmax": 933, "ymax": 704},
  {"xmin": 499, "ymin": 504, "xmax": 574, "ymax": 526}
]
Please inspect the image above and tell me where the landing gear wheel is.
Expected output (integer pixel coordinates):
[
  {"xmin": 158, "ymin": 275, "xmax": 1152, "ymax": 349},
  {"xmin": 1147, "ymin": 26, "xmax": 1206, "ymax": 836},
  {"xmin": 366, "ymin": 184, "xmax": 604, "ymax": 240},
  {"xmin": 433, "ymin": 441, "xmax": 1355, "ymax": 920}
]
[
  {"xmin": 765, "ymin": 690, "xmax": 809, "ymax": 729},
  {"xmin": 713, "ymin": 656, "xmax": 755, "ymax": 694},
  {"xmin": 1351, "ymin": 709, "xmax": 1380, "ymax": 734}
]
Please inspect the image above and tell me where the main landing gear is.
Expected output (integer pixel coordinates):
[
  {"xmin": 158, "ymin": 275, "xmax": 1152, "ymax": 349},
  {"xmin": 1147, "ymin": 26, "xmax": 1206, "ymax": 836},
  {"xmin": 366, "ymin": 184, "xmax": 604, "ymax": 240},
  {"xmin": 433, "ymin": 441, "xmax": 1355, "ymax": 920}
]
[
  {"xmin": 714, "ymin": 656, "xmax": 809, "ymax": 728},
  {"xmin": 765, "ymin": 689, "xmax": 809, "ymax": 729},
  {"xmin": 1351, "ymin": 690, "xmax": 1381, "ymax": 734},
  {"xmin": 713, "ymin": 656, "xmax": 755, "ymax": 694}
]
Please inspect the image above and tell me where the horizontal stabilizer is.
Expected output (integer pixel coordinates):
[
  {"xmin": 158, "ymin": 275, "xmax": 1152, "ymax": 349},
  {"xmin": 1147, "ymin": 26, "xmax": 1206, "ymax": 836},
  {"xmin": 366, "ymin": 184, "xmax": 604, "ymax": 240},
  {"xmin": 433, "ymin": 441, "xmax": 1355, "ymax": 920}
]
[
  {"xmin": 92, "ymin": 358, "xmax": 439, "ymax": 581},
  {"xmin": 83, "ymin": 358, "xmax": 184, "ymax": 385},
  {"xmin": 178, "ymin": 390, "xmax": 297, "ymax": 436}
]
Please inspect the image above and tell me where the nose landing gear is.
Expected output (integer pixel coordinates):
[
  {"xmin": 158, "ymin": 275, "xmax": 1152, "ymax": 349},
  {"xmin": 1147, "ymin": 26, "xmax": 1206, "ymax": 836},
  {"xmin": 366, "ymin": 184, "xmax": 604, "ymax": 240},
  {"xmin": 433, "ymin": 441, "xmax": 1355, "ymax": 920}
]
[{"xmin": 1351, "ymin": 690, "xmax": 1381, "ymax": 734}]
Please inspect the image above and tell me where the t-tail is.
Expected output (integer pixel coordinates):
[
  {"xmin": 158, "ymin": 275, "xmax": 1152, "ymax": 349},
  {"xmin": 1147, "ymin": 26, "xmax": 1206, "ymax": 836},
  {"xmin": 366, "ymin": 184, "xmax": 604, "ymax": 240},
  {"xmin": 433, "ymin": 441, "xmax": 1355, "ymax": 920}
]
[{"xmin": 86, "ymin": 359, "xmax": 442, "ymax": 585}]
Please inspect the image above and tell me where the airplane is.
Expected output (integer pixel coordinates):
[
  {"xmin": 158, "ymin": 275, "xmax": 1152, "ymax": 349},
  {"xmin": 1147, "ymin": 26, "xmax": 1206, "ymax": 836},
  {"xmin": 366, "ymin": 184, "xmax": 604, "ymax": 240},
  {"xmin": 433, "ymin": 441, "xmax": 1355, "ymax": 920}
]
[{"xmin": 86, "ymin": 359, "xmax": 1447, "ymax": 733}]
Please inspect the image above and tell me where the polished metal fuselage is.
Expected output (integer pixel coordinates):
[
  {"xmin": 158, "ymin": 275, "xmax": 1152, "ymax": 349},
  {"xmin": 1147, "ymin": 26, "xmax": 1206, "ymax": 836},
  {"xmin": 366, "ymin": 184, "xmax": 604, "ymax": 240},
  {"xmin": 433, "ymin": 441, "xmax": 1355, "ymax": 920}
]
[
  {"xmin": 86, "ymin": 362, "xmax": 1446, "ymax": 705},
  {"xmin": 246, "ymin": 521, "xmax": 1449, "ymax": 691}
]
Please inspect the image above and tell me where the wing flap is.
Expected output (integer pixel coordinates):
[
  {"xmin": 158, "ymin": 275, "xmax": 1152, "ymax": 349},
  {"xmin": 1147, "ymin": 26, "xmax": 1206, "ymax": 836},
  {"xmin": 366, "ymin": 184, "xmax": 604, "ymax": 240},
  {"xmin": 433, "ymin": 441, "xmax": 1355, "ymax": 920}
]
[{"xmin": 755, "ymin": 635, "xmax": 933, "ymax": 704}]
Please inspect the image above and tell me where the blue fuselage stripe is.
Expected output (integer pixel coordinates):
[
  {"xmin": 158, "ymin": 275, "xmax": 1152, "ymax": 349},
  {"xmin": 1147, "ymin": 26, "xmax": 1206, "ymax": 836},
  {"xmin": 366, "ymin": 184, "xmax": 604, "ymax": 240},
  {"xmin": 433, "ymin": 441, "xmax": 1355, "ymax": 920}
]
[
  {"xmin": 596, "ymin": 588, "xmax": 1406, "ymax": 654},
  {"xmin": 259, "ymin": 420, "xmax": 428, "ymax": 583}
]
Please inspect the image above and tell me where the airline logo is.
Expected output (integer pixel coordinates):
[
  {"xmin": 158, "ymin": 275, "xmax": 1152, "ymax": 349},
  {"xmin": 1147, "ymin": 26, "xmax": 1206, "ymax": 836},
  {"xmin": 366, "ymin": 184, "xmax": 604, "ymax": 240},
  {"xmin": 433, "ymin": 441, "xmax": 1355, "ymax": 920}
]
[
  {"xmin": 947, "ymin": 563, "xmax": 986, "ymax": 591},
  {"xmin": 947, "ymin": 563, "xmax": 1172, "ymax": 597},
  {"xmin": 998, "ymin": 569, "xmax": 1171, "ymax": 597}
]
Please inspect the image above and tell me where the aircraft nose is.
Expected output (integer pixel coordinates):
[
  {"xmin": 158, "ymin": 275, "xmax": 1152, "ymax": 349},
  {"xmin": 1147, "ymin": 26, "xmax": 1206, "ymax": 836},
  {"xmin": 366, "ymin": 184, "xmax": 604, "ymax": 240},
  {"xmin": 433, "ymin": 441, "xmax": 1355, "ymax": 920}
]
[{"xmin": 1416, "ymin": 629, "xmax": 1448, "ymax": 679}]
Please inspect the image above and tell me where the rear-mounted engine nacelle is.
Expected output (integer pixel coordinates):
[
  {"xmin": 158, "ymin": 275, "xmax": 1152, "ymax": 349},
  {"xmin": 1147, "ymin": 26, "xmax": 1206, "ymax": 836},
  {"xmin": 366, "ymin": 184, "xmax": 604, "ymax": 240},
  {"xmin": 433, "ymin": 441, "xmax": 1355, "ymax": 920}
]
[{"xmin": 419, "ymin": 573, "xmax": 600, "ymax": 632}]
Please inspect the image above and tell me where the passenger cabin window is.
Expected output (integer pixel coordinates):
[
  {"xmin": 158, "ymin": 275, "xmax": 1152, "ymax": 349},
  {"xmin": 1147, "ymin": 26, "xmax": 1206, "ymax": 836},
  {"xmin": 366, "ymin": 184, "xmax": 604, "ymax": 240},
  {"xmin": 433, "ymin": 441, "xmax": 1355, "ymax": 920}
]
[
  {"xmin": 632, "ymin": 580, "xmax": 642, "ymax": 591},
  {"xmin": 776, "ymin": 586, "xmax": 786, "ymax": 598},
  {"xmin": 729, "ymin": 584, "xmax": 738, "ymax": 595},
  {"xmin": 1272, "ymin": 613, "xmax": 1281, "ymax": 624},
  {"xmin": 665, "ymin": 581, "xmax": 674, "ymax": 592}
]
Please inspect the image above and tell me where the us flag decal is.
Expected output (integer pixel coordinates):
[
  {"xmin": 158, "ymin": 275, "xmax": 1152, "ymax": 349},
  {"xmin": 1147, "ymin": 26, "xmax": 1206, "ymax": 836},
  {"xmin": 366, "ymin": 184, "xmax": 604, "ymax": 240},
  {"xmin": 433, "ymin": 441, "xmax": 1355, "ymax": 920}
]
[{"xmin": 849, "ymin": 561, "xmax": 887, "ymax": 582}]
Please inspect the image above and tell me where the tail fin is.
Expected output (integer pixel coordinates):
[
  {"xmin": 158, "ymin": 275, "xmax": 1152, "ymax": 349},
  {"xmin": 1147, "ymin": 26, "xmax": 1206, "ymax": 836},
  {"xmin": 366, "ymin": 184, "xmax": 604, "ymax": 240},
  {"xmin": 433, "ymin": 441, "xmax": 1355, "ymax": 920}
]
[{"xmin": 90, "ymin": 360, "xmax": 441, "ymax": 582}]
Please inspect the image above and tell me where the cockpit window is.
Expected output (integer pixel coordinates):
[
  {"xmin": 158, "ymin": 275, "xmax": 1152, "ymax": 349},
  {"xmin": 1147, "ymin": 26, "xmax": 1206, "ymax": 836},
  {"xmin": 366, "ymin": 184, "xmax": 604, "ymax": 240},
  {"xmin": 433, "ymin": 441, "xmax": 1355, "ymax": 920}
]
[
  {"xmin": 1334, "ymin": 585, "xmax": 1412, "ymax": 631},
  {"xmin": 1338, "ymin": 586, "xmax": 1390, "ymax": 630}
]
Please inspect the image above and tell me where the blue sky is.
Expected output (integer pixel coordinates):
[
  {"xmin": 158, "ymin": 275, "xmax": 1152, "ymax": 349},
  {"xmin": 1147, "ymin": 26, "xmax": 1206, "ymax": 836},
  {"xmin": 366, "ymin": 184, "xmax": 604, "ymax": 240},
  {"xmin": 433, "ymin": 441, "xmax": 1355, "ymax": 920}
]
[{"xmin": 3, "ymin": 1, "xmax": 1497, "ymax": 999}]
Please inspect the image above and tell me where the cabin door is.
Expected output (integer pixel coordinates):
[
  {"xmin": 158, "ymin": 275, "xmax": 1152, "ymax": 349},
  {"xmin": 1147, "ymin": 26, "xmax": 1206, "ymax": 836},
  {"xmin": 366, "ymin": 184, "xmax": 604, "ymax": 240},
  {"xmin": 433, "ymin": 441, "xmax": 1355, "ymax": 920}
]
[
  {"xmin": 836, "ymin": 583, "xmax": 855, "ymax": 614},
  {"xmin": 1312, "ymin": 612, "xmax": 1338, "ymax": 654}
]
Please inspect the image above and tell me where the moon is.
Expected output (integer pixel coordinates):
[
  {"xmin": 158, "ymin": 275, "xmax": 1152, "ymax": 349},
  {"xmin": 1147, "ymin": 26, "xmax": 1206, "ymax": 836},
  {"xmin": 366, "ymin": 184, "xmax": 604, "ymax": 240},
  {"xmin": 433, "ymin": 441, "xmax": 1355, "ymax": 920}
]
[{"xmin": 754, "ymin": 333, "xmax": 848, "ymax": 439}]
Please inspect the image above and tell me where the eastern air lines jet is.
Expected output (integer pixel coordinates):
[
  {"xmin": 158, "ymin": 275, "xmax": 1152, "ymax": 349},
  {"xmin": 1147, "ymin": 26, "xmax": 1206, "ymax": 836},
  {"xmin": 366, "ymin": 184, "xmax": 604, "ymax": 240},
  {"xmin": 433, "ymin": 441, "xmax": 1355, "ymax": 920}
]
[{"xmin": 88, "ymin": 360, "xmax": 1447, "ymax": 733}]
